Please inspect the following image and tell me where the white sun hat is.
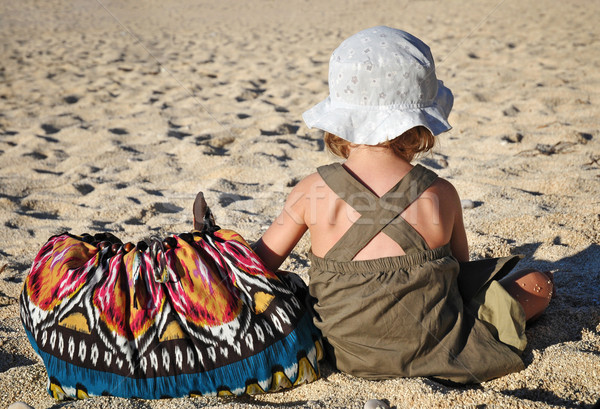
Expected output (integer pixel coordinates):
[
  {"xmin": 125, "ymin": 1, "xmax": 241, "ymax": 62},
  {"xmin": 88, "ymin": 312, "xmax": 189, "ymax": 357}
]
[{"xmin": 302, "ymin": 26, "xmax": 453, "ymax": 145}]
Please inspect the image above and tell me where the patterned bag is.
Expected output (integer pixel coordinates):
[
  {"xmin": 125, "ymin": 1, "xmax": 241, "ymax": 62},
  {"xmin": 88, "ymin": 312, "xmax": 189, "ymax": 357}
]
[{"xmin": 20, "ymin": 196, "xmax": 323, "ymax": 400}]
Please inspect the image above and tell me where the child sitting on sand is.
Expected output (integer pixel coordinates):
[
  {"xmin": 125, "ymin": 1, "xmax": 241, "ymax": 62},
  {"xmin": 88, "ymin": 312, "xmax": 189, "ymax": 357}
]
[{"xmin": 253, "ymin": 26, "xmax": 554, "ymax": 383}]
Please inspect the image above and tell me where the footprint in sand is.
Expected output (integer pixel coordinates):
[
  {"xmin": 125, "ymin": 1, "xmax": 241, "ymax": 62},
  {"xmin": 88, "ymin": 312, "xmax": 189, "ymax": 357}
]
[
  {"xmin": 119, "ymin": 145, "xmax": 141, "ymax": 155},
  {"xmin": 63, "ymin": 95, "xmax": 79, "ymax": 104},
  {"xmin": 124, "ymin": 212, "xmax": 145, "ymax": 225},
  {"xmin": 0, "ymin": 137, "xmax": 17, "ymax": 157},
  {"xmin": 168, "ymin": 129, "xmax": 192, "ymax": 139},
  {"xmin": 32, "ymin": 168, "xmax": 63, "ymax": 176},
  {"xmin": 235, "ymin": 88, "xmax": 265, "ymax": 102},
  {"xmin": 503, "ymin": 105, "xmax": 520, "ymax": 117},
  {"xmin": 166, "ymin": 120, "xmax": 193, "ymax": 139},
  {"xmin": 40, "ymin": 123, "xmax": 60, "ymax": 135},
  {"xmin": 235, "ymin": 79, "xmax": 267, "ymax": 102},
  {"xmin": 21, "ymin": 210, "xmax": 60, "ymax": 221},
  {"xmin": 74, "ymin": 183, "xmax": 95, "ymax": 195},
  {"xmin": 275, "ymin": 138, "xmax": 297, "ymax": 149},
  {"xmin": 22, "ymin": 151, "xmax": 48, "ymax": 160},
  {"xmin": 217, "ymin": 192, "xmax": 253, "ymax": 208},
  {"xmin": 142, "ymin": 188, "xmax": 163, "ymax": 197},
  {"xmin": 152, "ymin": 202, "xmax": 183, "ymax": 214},
  {"xmin": 260, "ymin": 123, "xmax": 300, "ymax": 136},
  {"xmin": 418, "ymin": 154, "xmax": 449, "ymax": 170},
  {"xmin": 91, "ymin": 220, "xmax": 112, "ymax": 230},
  {"xmin": 147, "ymin": 90, "xmax": 163, "ymax": 105},
  {"xmin": 195, "ymin": 134, "xmax": 235, "ymax": 156},
  {"xmin": 108, "ymin": 127, "xmax": 128, "ymax": 135},
  {"xmin": 38, "ymin": 115, "xmax": 82, "ymax": 140},
  {"xmin": 210, "ymin": 180, "xmax": 261, "ymax": 209},
  {"xmin": 36, "ymin": 134, "xmax": 59, "ymax": 143}
]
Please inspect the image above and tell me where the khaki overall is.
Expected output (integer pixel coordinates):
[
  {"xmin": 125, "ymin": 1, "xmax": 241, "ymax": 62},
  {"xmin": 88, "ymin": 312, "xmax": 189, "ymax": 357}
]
[{"xmin": 308, "ymin": 163, "xmax": 526, "ymax": 383}]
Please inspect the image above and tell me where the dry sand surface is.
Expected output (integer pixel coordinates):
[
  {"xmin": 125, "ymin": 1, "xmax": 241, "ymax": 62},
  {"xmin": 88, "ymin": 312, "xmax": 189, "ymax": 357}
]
[{"xmin": 1, "ymin": 0, "xmax": 599, "ymax": 408}]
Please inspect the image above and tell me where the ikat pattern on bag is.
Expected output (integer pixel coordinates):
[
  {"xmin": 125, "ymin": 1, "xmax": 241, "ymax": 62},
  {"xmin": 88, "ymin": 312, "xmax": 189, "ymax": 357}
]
[{"xmin": 20, "ymin": 229, "xmax": 323, "ymax": 400}]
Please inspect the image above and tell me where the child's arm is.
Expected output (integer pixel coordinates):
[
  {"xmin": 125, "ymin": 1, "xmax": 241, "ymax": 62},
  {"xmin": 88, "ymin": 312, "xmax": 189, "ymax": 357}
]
[
  {"xmin": 423, "ymin": 178, "xmax": 469, "ymax": 262},
  {"xmin": 441, "ymin": 179, "xmax": 469, "ymax": 262},
  {"xmin": 253, "ymin": 184, "xmax": 309, "ymax": 272}
]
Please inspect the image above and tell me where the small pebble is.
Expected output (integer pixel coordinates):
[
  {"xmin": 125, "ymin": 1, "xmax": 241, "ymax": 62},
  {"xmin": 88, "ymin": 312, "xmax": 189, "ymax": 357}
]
[
  {"xmin": 8, "ymin": 403, "xmax": 35, "ymax": 409},
  {"xmin": 364, "ymin": 399, "xmax": 390, "ymax": 409},
  {"xmin": 461, "ymin": 199, "xmax": 475, "ymax": 209}
]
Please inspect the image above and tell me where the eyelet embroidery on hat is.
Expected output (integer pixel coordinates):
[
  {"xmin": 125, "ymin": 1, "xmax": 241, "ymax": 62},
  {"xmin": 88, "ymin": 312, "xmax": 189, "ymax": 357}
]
[{"xmin": 397, "ymin": 90, "xmax": 408, "ymax": 98}]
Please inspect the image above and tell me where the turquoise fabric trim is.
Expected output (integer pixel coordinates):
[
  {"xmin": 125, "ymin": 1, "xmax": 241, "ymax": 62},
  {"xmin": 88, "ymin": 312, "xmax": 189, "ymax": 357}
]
[{"xmin": 25, "ymin": 312, "xmax": 319, "ymax": 399}]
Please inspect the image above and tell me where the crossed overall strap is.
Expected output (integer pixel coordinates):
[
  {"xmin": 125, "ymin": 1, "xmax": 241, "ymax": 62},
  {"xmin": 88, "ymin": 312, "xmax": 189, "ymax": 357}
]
[{"xmin": 317, "ymin": 163, "xmax": 438, "ymax": 262}]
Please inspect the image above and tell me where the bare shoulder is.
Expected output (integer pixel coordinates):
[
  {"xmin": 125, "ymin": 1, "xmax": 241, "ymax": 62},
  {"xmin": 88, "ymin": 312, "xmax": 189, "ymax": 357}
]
[
  {"xmin": 294, "ymin": 171, "xmax": 322, "ymax": 188},
  {"xmin": 419, "ymin": 176, "xmax": 462, "ymax": 216},
  {"xmin": 281, "ymin": 172, "xmax": 322, "ymax": 214},
  {"xmin": 288, "ymin": 171, "xmax": 326, "ymax": 197},
  {"xmin": 425, "ymin": 177, "xmax": 460, "ymax": 200}
]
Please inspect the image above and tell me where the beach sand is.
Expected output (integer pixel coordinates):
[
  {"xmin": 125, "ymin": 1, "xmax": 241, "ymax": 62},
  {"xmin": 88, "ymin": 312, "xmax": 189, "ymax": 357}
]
[{"xmin": 1, "ymin": 0, "xmax": 599, "ymax": 407}]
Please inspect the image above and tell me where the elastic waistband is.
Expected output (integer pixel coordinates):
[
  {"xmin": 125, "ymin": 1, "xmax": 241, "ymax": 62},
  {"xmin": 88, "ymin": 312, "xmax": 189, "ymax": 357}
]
[{"xmin": 308, "ymin": 244, "xmax": 453, "ymax": 274}]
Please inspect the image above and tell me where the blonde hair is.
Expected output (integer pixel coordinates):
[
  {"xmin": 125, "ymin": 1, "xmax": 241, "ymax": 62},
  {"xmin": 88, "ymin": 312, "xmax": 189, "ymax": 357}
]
[{"xmin": 324, "ymin": 126, "xmax": 435, "ymax": 161}]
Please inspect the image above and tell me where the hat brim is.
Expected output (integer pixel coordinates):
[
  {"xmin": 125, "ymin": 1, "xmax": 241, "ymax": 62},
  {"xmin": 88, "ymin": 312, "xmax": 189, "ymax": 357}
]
[{"xmin": 303, "ymin": 80, "xmax": 453, "ymax": 145}]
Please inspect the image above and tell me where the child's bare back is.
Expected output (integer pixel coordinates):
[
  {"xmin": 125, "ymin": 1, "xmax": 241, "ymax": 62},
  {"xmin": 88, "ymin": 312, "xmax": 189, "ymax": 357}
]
[{"xmin": 259, "ymin": 144, "xmax": 467, "ymax": 264}]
